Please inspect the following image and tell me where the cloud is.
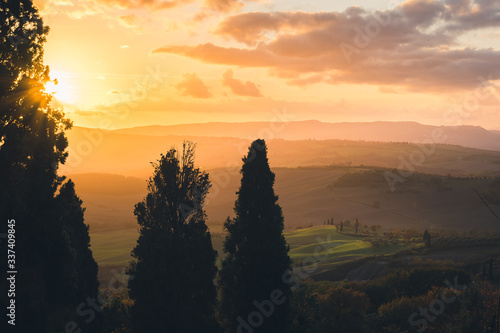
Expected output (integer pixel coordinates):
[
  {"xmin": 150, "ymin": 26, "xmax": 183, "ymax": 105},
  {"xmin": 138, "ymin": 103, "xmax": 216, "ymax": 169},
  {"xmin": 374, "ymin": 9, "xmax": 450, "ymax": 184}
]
[
  {"xmin": 118, "ymin": 14, "xmax": 140, "ymax": 28},
  {"xmin": 222, "ymin": 70, "xmax": 262, "ymax": 97},
  {"xmin": 41, "ymin": 0, "xmax": 249, "ymax": 15},
  {"xmin": 204, "ymin": 0, "xmax": 244, "ymax": 13},
  {"xmin": 153, "ymin": 0, "xmax": 500, "ymax": 92},
  {"xmin": 176, "ymin": 73, "xmax": 212, "ymax": 98},
  {"xmin": 98, "ymin": 0, "xmax": 191, "ymax": 11},
  {"xmin": 108, "ymin": 90, "xmax": 121, "ymax": 95}
]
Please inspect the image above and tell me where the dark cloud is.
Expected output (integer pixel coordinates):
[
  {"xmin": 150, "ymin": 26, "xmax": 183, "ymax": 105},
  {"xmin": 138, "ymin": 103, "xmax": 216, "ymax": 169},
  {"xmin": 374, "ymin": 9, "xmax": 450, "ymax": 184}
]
[{"xmin": 153, "ymin": 0, "xmax": 500, "ymax": 92}]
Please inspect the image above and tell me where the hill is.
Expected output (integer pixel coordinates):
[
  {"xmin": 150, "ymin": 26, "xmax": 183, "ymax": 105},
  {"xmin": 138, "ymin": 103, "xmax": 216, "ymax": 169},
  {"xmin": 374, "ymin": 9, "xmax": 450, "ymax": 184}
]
[
  {"xmin": 62, "ymin": 127, "xmax": 500, "ymax": 178},
  {"xmin": 71, "ymin": 167, "xmax": 500, "ymax": 234},
  {"xmin": 112, "ymin": 121, "xmax": 500, "ymax": 151}
]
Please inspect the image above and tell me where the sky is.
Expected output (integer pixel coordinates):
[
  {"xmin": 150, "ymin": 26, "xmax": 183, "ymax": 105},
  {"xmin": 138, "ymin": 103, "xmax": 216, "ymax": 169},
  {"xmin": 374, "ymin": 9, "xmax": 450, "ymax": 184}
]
[{"xmin": 34, "ymin": 0, "xmax": 500, "ymax": 129}]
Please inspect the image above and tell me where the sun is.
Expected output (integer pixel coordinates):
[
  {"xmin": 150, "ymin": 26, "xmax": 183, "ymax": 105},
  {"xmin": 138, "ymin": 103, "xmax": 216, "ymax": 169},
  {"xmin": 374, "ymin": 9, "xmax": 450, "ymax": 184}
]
[{"xmin": 45, "ymin": 78, "xmax": 75, "ymax": 104}]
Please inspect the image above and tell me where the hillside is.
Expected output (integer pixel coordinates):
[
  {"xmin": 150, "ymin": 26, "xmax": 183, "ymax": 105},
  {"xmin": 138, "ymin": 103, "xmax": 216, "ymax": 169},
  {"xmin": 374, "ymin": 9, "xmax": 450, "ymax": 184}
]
[
  {"xmin": 71, "ymin": 167, "xmax": 500, "ymax": 234},
  {"xmin": 62, "ymin": 126, "xmax": 500, "ymax": 178},
  {"xmin": 112, "ymin": 121, "xmax": 500, "ymax": 151}
]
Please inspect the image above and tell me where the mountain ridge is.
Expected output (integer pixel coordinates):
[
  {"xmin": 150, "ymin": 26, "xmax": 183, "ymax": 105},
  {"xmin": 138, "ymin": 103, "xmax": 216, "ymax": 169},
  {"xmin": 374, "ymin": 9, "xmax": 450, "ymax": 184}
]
[{"xmin": 82, "ymin": 120, "xmax": 500, "ymax": 151}]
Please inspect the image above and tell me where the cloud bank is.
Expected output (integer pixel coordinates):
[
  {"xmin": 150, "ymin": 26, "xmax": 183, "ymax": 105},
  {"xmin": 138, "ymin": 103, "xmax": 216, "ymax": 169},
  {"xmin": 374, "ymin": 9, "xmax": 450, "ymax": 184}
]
[{"xmin": 153, "ymin": 0, "xmax": 500, "ymax": 92}]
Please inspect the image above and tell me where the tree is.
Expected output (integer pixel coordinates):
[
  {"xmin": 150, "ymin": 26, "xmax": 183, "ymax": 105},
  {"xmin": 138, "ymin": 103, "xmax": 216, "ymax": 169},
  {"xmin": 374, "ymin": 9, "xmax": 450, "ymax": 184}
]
[
  {"xmin": 101, "ymin": 289, "xmax": 134, "ymax": 333},
  {"xmin": 340, "ymin": 221, "xmax": 343, "ymax": 232},
  {"xmin": 55, "ymin": 180, "xmax": 101, "ymax": 331},
  {"xmin": 317, "ymin": 287, "xmax": 369, "ymax": 333},
  {"xmin": 0, "ymin": 1, "xmax": 98, "ymax": 331},
  {"xmin": 127, "ymin": 142, "xmax": 218, "ymax": 333},
  {"xmin": 219, "ymin": 139, "xmax": 292, "ymax": 333},
  {"xmin": 355, "ymin": 218, "xmax": 359, "ymax": 234},
  {"xmin": 423, "ymin": 230, "xmax": 431, "ymax": 247}
]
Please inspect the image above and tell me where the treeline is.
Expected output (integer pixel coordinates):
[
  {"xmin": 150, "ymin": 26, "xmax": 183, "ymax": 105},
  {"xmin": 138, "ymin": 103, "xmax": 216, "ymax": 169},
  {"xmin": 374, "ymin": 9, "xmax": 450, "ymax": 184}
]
[{"xmin": 120, "ymin": 139, "xmax": 291, "ymax": 333}]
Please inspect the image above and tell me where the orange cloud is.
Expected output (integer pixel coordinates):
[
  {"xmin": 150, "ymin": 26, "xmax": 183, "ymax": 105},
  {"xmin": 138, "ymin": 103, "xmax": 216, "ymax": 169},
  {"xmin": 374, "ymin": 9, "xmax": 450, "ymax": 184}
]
[
  {"xmin": 153, "ymin": 0, "xmax": 500, "ymax": 92},
  {"xmin": 204, "ymin": 0, "xmax": 244, "ymax": 13},
  {"xmin": 118, "ymin": 14, "xmax": 140, "ymax": 28},
  {"xmin": 176, "ymin": 73, "xmax": 212, "ymax": 98},
  {"xmin": 222, "ymin": 70, "xmax": 262, "ymax": 97}
]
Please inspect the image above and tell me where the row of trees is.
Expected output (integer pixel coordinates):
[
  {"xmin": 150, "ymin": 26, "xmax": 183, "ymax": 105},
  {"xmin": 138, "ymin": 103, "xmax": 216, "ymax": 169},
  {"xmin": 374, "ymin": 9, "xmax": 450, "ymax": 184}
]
[
  {"xmin": 1, "ymin": 2, "xmax": 292, "ymax": 331},
  {"xmin": 127, "ymin": 140, "xmax": 292, "ymax": 332}
]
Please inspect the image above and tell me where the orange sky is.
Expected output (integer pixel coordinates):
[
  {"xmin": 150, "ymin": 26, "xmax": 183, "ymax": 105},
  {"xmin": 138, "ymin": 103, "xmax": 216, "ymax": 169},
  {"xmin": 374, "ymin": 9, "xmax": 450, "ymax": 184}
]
[{"xmin": 35, "ymin": 0, "xmax": 500, "ymax": 129}]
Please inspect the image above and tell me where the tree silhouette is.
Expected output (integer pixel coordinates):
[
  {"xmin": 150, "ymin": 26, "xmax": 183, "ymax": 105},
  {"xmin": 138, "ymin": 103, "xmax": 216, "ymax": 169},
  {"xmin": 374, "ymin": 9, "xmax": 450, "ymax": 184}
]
[
  {"xmin": 55, "ymin": 180, "xmax": 101, "ymax": 331},
  {"xmin": 219, "ymin": 139, "xmax": 292, "ymax": 333},
  {"xmin": 0, "ymin": 1, "xmax": 99, "ymax": 331},
  {"xmin": 128, "ymin": 142, "xmax": 219, "ymax": 333},
  {"xmin": 423, "ymin": 230, "xmax": 431, "ymax": 247}
]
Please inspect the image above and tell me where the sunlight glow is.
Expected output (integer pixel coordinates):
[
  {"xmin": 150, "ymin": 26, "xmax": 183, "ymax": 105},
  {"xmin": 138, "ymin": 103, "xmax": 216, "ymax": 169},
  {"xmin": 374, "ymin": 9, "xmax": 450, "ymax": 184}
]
[{"xmin": 45, "ymin": 79, "xmax": 75, "ymax": 104}]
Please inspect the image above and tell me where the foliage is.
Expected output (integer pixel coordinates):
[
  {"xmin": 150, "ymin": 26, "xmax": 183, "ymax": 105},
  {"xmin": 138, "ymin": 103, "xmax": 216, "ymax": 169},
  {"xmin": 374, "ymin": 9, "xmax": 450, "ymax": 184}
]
[
  {"xmin": 127, "ymin": 142, "xmax": 219, "ymax": 333},
  {"xmin": 0, "ymin": 1, "xmax": 99, "ymax": 331},
  {"xmin": 289, "ymin": 284, "xmax": 322, "ymax": 333},
  {"xmin": 102, "ymin": 289, "xmax": 135, "ymax": 333},
  {"xmin": 219, "ymin": 139, "xmax": 292, "ymax": 332},
  {"xmin": 316, "ymin": 286, "xmax": 370, "ymax": 333}
]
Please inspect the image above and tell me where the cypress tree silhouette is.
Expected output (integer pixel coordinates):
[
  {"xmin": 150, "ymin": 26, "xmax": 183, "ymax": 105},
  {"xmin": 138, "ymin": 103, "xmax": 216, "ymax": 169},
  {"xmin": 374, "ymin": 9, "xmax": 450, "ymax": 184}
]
[
  {"xmin": 128, "ymin": 142, "xmax": 219, "ymax": 333},
  {"xmin": 219, "ymin": 139, "xmax": 292, "ymax": 333},
  {"xmin": 55, "ymin": 180, "xmax": 101, "ymax": 331},
  {"xmin": 0, "ymin": 1, "xmax": 99, "ymax": 331}
]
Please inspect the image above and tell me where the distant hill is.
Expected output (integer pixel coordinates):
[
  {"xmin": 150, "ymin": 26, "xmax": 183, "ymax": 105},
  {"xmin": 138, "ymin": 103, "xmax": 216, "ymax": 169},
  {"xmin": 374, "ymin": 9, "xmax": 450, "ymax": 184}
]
[
  {"xmin": 72, "ymin": 168, "xmax": 500, "ymax": 233},
  {"xmin": 62, "ymin": 126, "xmax": 500, "ymax": 178},
  {"xmin": 111, "ymin": 121, "xmax": 500, "ymax": 151}
]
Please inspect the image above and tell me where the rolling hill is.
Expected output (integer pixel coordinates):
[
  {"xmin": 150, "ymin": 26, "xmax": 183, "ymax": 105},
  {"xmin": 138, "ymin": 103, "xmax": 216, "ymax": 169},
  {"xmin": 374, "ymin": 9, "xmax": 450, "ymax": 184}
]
[
  {"xmin": 62, "ymin": 126, "xmax": 500, "ymax": 178},
  {"xmin": 112, "ymin": 121, "xmax": 500, "ymax": 151},
  {"xmin": 71, "ymin": 166, "xmax": 500, "ymax": 235}
]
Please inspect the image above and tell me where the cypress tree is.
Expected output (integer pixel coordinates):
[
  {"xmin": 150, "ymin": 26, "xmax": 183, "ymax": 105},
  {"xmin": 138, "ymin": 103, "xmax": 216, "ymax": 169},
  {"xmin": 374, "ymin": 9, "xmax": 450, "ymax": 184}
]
[
  {"xmin": 128, "ymin": 142, "xmax": 218, "ymax": 333},
  {"xmin": 55, "ymin": 180, "xmax": 101, "ymax": 331},
  {"xmin": 0, "ymin": 1, "xmax": 98, "ymax": 331},
  {"xmin": 219, "ymin": 139, "xmax": 292, "ymax": 333}
]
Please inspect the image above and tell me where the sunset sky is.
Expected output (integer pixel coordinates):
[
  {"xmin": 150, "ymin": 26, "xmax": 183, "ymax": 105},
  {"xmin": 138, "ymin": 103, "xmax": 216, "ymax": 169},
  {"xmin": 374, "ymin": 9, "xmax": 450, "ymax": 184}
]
[{"xmin": 34, "ymin": 0, "xmax": 500, "ymax": 129}]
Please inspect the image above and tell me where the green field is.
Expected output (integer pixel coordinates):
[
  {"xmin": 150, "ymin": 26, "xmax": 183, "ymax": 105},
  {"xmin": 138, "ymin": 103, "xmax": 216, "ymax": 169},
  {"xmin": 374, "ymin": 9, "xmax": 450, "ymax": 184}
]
[
  {"xmin": 92, "ymin": 225, "xmax": 416, "ymax": 285},
  {"xmin": 286, "ymin": 226, "xmax": 413, "ymax": 272}
]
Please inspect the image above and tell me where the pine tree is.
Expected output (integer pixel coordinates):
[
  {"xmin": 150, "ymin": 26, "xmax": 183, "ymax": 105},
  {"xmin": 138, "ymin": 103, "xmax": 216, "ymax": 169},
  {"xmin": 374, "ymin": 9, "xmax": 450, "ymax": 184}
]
[
  {"xmin": 128, "ymin": 142, "xmax": 219, "ymax": 333},
  {"xmin": 55, "ymin": 180, "xmax": 101, "ymax": 331},
  {"xmin": 0, "ymin": 1, "xmax": 98, "ymax": 331},
  {"xmin": 219, "ymin": 139, "xmax": 292, "ymax": 333},
  {"xmin": 355, "ymin": 218, "xmax": 359, "ymax": 234}
]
